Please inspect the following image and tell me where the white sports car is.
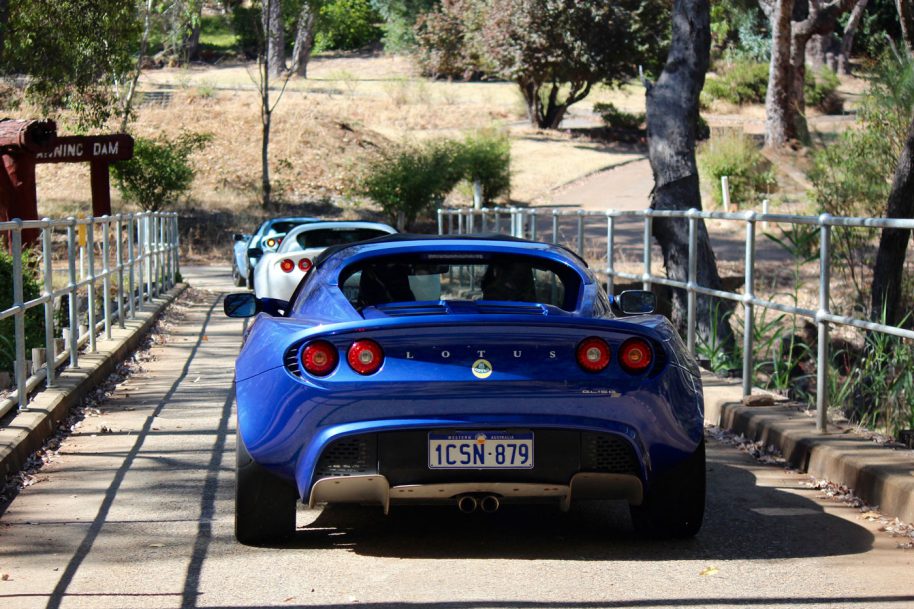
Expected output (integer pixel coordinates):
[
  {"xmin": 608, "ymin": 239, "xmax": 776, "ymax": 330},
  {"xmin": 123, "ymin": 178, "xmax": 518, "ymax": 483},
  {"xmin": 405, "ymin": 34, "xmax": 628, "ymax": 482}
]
[{"xmin": 253, "ymin": 221, "xmax": 396, "ymax": 301}]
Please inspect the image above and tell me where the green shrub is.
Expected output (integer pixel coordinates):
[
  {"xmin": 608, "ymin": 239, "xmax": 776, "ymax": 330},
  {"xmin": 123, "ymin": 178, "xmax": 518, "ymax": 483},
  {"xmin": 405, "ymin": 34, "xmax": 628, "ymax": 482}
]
[
  {"xmin": 356, "ymin": 139, "xmax": 463, "ymax": 230},
  {"xmin": 454, "ymin": 131, "xmax": 511, "ymax": 205},
  {"xmin": 314, "ymin": 0, "xmax": 383, "ymax": 51},
  {"xmin": 112, "ymin": 132, "xmax": 211, "ymax": 212},
  {"xmin": 805, "ymin": 68, "xmax": 843, "ymax": 114},
  {"xmin": 702, "ymin": 61, "xmax": 769, "ymax": 105},
  {"xmin": 698, "ymin": 131, "xmax": 775, "ymax": 208},
  {"xmin": 356, "ymin": 132, "xmax": 511, "ymax": 228},
  {"xmin": 231, "ymin": 6, "xmax": 259, "ymax": 59},
  {"xmin": 0, "ymin": 248, "xmax": 44, "ymax": 375},
  {"xmin": 592, "ymin": 102, "xmax": 644, "ymax": 130}
]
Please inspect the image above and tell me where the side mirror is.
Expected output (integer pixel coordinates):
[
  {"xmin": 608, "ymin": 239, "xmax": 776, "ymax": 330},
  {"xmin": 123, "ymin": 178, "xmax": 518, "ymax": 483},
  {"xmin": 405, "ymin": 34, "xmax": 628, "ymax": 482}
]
[
  {"xmin": 617, "ymin": 290, "xmax": 656, "ymax": 315},
  {"xmin": 233, "ymin": 233, "xmax": 245, "ymax": 242},
  {"xmin": 224, "ymin": 293, "xmax": 257, "ymax": 318}
]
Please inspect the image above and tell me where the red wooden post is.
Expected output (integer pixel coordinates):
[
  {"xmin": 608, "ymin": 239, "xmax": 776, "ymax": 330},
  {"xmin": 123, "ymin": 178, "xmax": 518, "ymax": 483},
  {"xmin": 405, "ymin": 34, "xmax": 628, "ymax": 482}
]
[{"xmin": 0, "ymin": 119, "xmax": 56, "ymax": 247}]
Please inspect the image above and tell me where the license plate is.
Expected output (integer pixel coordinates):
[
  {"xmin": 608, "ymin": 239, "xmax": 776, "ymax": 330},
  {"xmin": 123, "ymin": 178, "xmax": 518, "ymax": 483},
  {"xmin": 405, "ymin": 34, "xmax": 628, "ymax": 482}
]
[{"xmin": 428, "ymin": 431, "xmax": 534, "ymax": 469}]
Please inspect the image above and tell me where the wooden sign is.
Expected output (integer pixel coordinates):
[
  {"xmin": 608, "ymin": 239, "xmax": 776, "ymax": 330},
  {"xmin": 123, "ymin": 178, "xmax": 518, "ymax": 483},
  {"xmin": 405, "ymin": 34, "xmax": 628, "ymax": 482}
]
[{"xmin": 33, "ymin": 135, "xmax": 133, "ymax": 164}]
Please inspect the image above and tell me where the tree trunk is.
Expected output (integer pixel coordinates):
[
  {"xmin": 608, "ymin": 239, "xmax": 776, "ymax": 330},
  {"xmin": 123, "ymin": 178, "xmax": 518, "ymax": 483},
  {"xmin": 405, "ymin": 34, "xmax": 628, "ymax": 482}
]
[
  {"xmin": 870, "ymin": 115, "xmax": 914, "ymax": 326},
  {"xmin": 264, "ymin": 0, "xmax": 285, "ymax": 76},
  {"xmin": 841, "ymin": 0, "xmax": 869, "ymax": 73},
  {"xmin": 291, "ymin": 1, "xmax": 316, "ymax": 77},
  {"xmin": 765, "ymin": 0, "xmax": 797, "ymax": 148},
  {"xmin": 898, "ymin": 0, "xmax": 914, "ymax": 56},
  {"xmin": 646, "ymin": 0, "xmax": 735, "ymax": 351},
  {"xmin": 807, "ymin": 34, "xmax": 828, "ymax": 69},
  {"xmin": 120, "ymin": 0, "xmax": 154, "ymax": 133}
]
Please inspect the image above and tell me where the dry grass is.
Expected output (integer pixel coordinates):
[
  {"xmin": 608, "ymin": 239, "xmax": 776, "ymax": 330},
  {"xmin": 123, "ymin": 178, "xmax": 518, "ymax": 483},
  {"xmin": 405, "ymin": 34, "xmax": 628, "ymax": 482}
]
[{"xmin": 24, "ymin": 54, "xmax": 652, "ymax": 222}]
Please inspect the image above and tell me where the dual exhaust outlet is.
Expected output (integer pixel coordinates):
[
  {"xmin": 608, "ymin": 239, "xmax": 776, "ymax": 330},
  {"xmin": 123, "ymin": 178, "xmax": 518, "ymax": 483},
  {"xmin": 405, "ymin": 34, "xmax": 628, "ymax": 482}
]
[{"xmin": 457, "ymin": 494, "xmax": 501, "ymax": 514}]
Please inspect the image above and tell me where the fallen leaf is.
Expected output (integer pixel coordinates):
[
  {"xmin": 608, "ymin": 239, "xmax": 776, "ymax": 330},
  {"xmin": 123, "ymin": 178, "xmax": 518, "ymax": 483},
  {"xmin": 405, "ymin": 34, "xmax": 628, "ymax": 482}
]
[
  {"xmin": 699, "ymin": 566, "xmax": 719, "ymax": 576},
  {"xmin": 1, "ymin": 574, "xmax": 9, "ymax": 581},
  {"xmin": 149, "ymin": 543, "xmax": 164, "ymax": 548}
]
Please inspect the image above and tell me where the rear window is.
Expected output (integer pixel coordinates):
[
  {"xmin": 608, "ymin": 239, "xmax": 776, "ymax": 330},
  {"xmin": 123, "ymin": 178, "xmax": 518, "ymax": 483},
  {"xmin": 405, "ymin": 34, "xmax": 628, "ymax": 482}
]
[
  {"xmin": 338, "ymin": 253, "xmax": 579, "ymax": 312},
  {"xmin": 290, "ymin": 228, "xmax": 389, "ymax": 251},
  {"xmin": 266, "ymin": 221, "xmax": 309, "ymax": 236}
]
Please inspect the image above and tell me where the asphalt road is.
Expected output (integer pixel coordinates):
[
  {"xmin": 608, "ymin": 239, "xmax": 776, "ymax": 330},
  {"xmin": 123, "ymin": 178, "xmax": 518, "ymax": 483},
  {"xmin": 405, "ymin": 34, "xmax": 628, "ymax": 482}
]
[{"xmin": 1, "ymin": 266, "xmax": 912, "ymax": 609}]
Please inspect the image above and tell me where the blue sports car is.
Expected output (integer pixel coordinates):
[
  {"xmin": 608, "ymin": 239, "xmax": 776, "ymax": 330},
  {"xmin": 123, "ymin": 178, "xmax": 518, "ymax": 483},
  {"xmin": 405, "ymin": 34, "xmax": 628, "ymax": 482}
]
[
  {"xmin": 224, "ymin": 234, "xmax": 705, "ymax": 544},
  {"xmin": 232, "ymin": 216, "xmax": 321, "ymax": 287}
]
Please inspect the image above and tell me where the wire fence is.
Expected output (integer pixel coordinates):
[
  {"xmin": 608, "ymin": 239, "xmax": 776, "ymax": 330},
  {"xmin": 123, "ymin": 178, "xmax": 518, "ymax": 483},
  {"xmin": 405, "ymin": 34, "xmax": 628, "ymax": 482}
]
[
  {"xmin": 439, "ymin": 206, "xmax": 914, "ymax": 432},
  {"xmin": 0, "ymin": 212, "xmax": 180, "ymax": 419}
]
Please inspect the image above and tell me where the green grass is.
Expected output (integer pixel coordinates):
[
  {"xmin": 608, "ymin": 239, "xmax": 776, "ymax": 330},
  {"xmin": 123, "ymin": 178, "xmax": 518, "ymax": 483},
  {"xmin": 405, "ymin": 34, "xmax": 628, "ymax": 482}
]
[{"xmin": 199, "ymin": 14, "xmax": 238, "ymax": 54}]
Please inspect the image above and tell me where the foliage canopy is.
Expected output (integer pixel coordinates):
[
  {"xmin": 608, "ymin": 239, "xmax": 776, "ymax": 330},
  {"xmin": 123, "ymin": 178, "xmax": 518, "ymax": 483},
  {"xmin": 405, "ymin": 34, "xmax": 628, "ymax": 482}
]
[
  {"xmin": 112, "ymin": 132, "xmax": 211, "ymax": 212},
  {"xmin": 416, "ymin": 0, "xmax": 669, "ymax": 129}
]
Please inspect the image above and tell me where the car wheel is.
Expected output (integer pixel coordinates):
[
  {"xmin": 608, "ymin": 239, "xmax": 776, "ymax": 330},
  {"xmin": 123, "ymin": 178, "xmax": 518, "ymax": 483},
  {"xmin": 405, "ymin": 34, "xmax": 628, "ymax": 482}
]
[
  {"xmin": 232, "ymin": 265, "xmax": 246, "ymax": 287},
  {"xmin": 630, "ymin": 439, "xmax": 705, "ymax": 539},
  {"xmin": 247, "ymin": 269, "xmax": 255, "ymax": 291},
  {"xmin": 235, "ymin": 435, "xmax": 298, "ymax": 545}
]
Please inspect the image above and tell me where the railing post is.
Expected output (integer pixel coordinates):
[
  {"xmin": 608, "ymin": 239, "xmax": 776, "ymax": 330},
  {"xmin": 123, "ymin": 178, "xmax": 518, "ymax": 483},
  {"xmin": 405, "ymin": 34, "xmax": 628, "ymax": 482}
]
[
  {"xmin": 529, "ymin": 210, "xmax": 537, "ymax": 241},
  {"xmin": 86, "ymin": 219, "xmax": 97, "ymax": 353},
  {"xmin": 606, "ymin": 212, "xmax": 615, "ymax": 295},
  {"xmin": 11, "ymin": 220, "xmax": 26, "ymax": 410},
  {"xmin": 481, "ymin": 208, "xmax": 488, "ymax": 233},
  {"xmin": 642, "ymin": 210, "xmax": 652, "ymax": 291},
  {"xmin": 102, "ymin": 217, "xmax": 112, "ymax": 340},
  {"xmin": 66, "ymin": 218, "xmax": 79, "ymax": 369},
  {"xmin": 458, "ymin": 209, "xmax": 465, "ymax": 235},
  {"xmin": 144, "ymin": 214, "xmax": 152, "ymax": 303},
  {"xmin": 41, "ymin": 221, "xmax": 56, "ymax": 388},
  {"xmin": 116, "ymin": 216, "xmax": 125, "ymax": 329},
  {"xmin": 687, "ymin": 209, "xmax": 698, "ymax": 355},
  {"xmin": 552, "ymin": 210, "xmax": 559, "ymax": 244},
  {"xmin": 742, "ymin": 212, "xmax": 756, "ymax": 397},
  {"xmin": 494, "ymin": 209, "xmax": 501, "ymax": 234},
  {"xmin": 172, "ymin": 213, "xmax": 181, "ymax": 283},
  {"xmin": 817, "ymin": 214, "xmax": 832, "ymax": 433},
  {"xmin": 128, "ymin": 214, "xmax": 136, "ymax": 318},
  {"xmin": 576, "ymin": 210, "xmax": 585, "ymax": 256},
  {"xmin": 437, "ymin": 209, "xmax": 444, "ymax": 235}
]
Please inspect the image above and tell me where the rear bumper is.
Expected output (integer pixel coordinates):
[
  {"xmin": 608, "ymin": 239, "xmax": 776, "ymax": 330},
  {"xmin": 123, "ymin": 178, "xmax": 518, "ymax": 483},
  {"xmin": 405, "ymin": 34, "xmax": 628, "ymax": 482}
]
[
  {"xmin": 309, "ymin": 473, "xmax": 644, "ymax": 512},
  {"xmin": 306, "ymin": 428, "xmax": 645, "ymax": 510}
]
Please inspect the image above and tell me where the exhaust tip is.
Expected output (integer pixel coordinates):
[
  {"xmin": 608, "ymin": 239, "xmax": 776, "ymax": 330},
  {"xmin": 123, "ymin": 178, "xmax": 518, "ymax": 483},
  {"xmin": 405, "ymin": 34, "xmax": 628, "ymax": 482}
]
[
  {"xmin": 480, "ymin": 495, "xmax": 500, "ymax": 513},
  {"xmin": 457, "ymin": 495, "xmax": 478, "ymax": 513}
]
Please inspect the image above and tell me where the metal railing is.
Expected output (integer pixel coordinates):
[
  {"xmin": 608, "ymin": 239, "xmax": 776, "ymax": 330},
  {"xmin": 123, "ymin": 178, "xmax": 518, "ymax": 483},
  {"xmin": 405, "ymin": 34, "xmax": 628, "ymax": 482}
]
[
  {"xmin": 0, "ymin": 212, "xmax": 180, "ymax": 419},
  {"xmin": 439, "ymin": 206, "xmax": 914, "ymax": 432}
]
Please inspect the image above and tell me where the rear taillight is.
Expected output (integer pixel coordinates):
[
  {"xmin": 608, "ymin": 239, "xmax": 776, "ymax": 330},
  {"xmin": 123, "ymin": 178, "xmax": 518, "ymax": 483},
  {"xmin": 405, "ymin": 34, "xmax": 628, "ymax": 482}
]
[
  {"xmin": 577, "ymin": 337, "xmax": 611, "ymax": 372},
  {"xmin": 280, "ymin": 259, "xmax": 295, "ymax": 273},
  {"xmin": 619, "ymin": 338, "xmax": 652, "ymax": 374},
  {"xmin": 298, "ymin": 258, "xmax": 312, "ymax": 272},
  {"xmin": 301, "ymin": 341, "xmax": 338, "ymax": 376},
  {"xmin": 347, "ymin": 340, "xmax": 384, "ymax": 375}
]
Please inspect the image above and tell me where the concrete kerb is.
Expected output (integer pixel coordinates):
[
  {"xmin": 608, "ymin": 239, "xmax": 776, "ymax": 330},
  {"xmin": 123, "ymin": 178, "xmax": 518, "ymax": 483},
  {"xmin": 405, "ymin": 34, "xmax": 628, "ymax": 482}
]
[
  {"xmin": 0, "ymin": 283, "xmax": 188, "ymax": 479},
  {"xmin": 702, "ymin": 370, "xmax": 914, "ymax": 524}
]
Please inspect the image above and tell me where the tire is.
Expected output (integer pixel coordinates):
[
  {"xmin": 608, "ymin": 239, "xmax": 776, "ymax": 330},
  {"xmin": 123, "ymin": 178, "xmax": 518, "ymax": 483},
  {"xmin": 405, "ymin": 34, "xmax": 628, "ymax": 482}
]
[
  {"xmin": 247, "ymin": 269, "xmax": 255, "ymax": 291},
  {"xmin": 235, "ymin": 435, "xmax": 298, "ymax": 545},
  {"xmin": 630, "ymin": 439, "xmax": 705, "ymax": 539},
  {"xmin": 232, "ymin": 264, "xmax": 246, "ymax": 287}
]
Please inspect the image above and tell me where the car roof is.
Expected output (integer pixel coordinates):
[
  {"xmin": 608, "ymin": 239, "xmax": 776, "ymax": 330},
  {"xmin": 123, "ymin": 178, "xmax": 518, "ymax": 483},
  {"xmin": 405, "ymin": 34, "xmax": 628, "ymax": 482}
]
[
  {"xmin": 313, "ymin": 233, "xmax": 589, "ymax": 269},
  {"xmin": 277, "ymin": 221, "xmax": 396, "ymax": 250},
  {"xmin": 258, "ymin": 217, "xmax": 321, "ymax": 233}
]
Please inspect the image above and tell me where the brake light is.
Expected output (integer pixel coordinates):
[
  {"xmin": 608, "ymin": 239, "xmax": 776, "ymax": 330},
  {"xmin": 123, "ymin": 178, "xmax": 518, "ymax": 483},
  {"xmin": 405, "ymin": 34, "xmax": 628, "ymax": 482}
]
[
  {"xmin": 280, "ymin": 259, "xmax": 295, "ymax": 273},
  {"xmin": 347, "ymin": 339, "xmax": 384, "ymax": 375},
  {"xmin": 298, "ymin": 258, "xmax": 312, "ymax": 272},
  {"xmin": 301, "ymin": 341, "xmax": 338, "ymax": 376},
  {"xmin": 577, "ymin": 337, "xmax": 611, "ymax": 372},
  {"xmin": 619, "ymin": 338, "xmax": 652, "ymax": 374}
]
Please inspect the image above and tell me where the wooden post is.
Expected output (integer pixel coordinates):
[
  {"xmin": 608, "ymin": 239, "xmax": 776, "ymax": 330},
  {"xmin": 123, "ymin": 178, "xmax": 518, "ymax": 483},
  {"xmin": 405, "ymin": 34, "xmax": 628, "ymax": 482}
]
[{"xmin": 90, "ymin": 160, "xmax": 112, "ymax": 217}]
